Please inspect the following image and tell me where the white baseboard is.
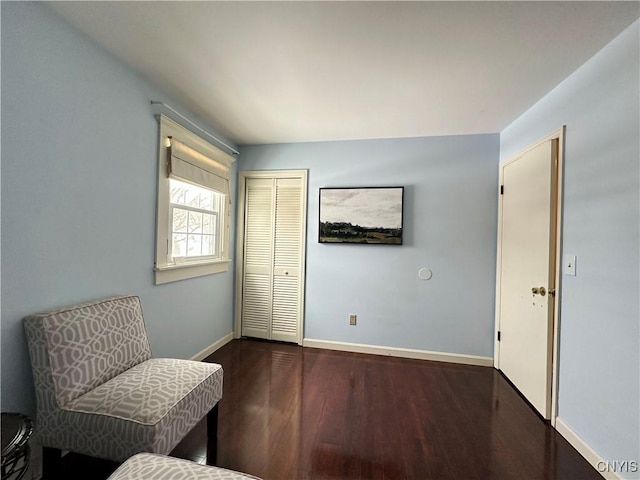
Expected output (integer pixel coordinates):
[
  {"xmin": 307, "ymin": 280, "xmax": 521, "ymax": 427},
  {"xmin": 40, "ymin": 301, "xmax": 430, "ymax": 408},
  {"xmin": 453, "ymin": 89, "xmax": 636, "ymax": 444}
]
[
  {"xmin": 302, "ymin": 338, "xmax": 494, "ymax": 367},
  {"xmin": 555, "ymin": 417, "xmax": 628, "ymax": 480},
  {"xmin": 191, "ymin": 332, "xmax": 234, "ymax": 361}
]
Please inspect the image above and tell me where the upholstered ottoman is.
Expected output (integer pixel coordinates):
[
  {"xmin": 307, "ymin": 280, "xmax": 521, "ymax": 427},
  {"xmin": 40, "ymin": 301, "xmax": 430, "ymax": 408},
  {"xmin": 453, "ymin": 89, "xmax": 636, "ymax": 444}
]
[{"xmin": 107, "ymin": 453, "xmax": 261, "ymax": 480}]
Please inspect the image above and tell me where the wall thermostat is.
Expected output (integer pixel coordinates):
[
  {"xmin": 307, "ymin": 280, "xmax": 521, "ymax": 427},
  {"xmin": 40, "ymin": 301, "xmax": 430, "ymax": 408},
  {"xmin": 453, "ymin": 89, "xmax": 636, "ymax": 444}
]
[{"xmin": 418, "ymin": 268, "xmax": 432, "ymax": 280}]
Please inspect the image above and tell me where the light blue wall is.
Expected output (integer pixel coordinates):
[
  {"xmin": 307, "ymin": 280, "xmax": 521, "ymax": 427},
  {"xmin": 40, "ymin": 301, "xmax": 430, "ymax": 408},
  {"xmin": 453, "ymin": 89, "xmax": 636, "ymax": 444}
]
[
  {"xmin": 1, "ymin": 2, "xmax": 237, "ymax": 413},
  {"xmin": 239, "ymin": 134, "xmax": 500, "ymax": 357},
  {"xmin": 501, "ymin": 20, "xmax": 639, "ymax": 477},
  {"xmin": 7, "ymin": 5, "xmax": 633, "ymax": 473}
]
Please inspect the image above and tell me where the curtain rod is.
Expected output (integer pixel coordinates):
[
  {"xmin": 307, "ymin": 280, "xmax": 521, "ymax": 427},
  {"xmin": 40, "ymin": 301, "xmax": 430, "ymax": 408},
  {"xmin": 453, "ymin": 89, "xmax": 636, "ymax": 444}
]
[{"xmin": 150, "ymin": 101, "xmax": 239, "ymax": 156}]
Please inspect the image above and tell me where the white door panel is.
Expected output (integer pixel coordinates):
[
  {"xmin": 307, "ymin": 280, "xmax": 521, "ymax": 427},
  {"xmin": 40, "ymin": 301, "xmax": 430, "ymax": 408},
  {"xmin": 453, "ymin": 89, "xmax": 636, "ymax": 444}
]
[
  {"xmin": 242, "ymin": 178, "xmax": 274, "ymax": 339},
  {"xmin": 498, "ymin": 139, "xmax": 557, "ymax": 418},
  {"xmin": 242, "ymin": 273, "xmax": 271, "ymax": 338}
]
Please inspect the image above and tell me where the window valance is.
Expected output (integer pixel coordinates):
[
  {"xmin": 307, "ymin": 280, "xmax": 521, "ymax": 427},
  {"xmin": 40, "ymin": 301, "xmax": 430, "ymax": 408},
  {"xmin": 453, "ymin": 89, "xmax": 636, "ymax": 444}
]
[{"xmin": 168, "ymin": 137, "xmax": 230, "ymax": 195}]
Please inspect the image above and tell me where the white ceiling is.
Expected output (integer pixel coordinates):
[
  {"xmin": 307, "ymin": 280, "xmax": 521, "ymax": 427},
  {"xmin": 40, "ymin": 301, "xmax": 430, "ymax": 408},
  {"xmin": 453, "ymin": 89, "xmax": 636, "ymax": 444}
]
[{"xmin": 47, "ymin": 1, "xmax": 639, "ymax": 146}]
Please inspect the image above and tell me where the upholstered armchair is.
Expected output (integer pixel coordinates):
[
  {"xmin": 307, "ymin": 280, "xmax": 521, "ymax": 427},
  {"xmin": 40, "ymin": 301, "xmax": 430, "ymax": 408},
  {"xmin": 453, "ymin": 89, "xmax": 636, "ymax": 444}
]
[{"xmin": 24, "ymin": 295, "xmax": 223, "ymax": 479}]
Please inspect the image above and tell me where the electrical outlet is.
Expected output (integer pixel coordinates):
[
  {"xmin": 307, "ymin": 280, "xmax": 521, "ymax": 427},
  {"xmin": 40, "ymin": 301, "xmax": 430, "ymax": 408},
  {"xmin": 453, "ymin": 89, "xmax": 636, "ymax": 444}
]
[{"xmin": 349, "ymin": 314, "xmax": 357, "ymax": 326}]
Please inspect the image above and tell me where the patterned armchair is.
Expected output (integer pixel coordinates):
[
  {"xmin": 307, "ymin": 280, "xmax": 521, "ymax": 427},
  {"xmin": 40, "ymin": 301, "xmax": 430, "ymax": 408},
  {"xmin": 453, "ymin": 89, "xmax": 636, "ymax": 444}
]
[{"xmin": 24, "ymin": 295, "xmax": 223, "ymax": 479}]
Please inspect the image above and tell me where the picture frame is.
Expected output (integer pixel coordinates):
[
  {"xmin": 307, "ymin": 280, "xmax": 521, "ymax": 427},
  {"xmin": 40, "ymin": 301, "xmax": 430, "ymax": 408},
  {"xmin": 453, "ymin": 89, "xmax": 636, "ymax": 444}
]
[{"xmin": 319, "ymin": 186, "xmax": 404, "ymax": 245}]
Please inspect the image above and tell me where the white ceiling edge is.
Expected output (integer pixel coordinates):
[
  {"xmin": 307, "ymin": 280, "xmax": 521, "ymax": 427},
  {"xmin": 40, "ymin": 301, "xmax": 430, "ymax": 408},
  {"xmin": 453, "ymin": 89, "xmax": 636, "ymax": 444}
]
[{"xmin": 45, "ymin": 1, "xmax": 640, "ymax": 145}]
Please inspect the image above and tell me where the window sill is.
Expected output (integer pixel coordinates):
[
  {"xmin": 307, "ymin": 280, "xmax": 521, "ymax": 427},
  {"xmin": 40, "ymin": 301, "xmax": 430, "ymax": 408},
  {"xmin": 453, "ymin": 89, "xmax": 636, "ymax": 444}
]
[{"xmin": 154, "ymin": 259, "xmax": 231, "ymax": 284}]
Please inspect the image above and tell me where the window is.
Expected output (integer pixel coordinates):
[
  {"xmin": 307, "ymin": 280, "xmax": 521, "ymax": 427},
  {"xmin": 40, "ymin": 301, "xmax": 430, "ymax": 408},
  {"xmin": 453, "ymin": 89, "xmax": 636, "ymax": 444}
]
[
  {"xmin": 170, "ymin": 178, "xmax": 221, "ymax": 260},
  {"xmin": 154, "ymin": 115, "xmax": 235, "ymax": 284}
]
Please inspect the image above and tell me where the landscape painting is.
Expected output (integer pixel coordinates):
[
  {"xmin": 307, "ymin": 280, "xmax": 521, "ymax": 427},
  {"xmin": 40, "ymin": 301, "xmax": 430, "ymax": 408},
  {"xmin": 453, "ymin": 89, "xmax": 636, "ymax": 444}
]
[{"xmin": 319, "ymin": 187, "xmax": 404, "ymax": 245}]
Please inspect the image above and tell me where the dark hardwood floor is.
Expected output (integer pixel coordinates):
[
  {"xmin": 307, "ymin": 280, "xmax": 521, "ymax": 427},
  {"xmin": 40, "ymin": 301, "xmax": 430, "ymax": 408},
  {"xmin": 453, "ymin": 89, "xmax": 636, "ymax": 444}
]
[{"xmin": 58, "ymin": 339, "xmax": 600, "ymax": 480}]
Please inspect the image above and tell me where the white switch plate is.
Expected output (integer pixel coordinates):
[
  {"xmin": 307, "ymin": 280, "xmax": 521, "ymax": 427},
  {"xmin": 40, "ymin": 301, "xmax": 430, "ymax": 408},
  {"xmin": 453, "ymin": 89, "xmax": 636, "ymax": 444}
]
[{"xmin": 564, "ymin": 255, "xmax": 577, "ymax": 276}]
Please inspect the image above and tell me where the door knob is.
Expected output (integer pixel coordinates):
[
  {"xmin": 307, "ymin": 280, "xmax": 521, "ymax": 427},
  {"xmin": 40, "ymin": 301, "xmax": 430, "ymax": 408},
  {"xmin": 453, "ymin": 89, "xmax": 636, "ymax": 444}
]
[
  {"xmin": 532, "ymin": 286, "xmax": 546, "ymax": 296},
  {"xmin": 532, "ymin": 287, "xmax": 539, "ymax": 295}
]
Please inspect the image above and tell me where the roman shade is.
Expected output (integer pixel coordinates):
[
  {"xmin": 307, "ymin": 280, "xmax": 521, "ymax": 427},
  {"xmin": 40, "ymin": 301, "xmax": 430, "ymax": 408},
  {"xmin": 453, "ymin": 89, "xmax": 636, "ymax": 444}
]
[{"xmin": 168, "ymin": 138, "xmax": 230, "ymax": 195}]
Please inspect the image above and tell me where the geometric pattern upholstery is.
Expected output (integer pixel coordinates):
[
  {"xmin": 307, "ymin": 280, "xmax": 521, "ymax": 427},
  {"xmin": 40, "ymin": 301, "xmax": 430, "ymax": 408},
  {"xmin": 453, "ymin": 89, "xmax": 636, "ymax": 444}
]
[
  {"xmin": 23, "ymin": 295, "xmax": 224, "ymax": 462},
  {"xmin": 36, "ymin": 296, "xmax": 153, "ymax": 406},
  {"xmin": 107, "ymin": 453, "xmax": 262, "ymax": 480},
  {"xmin": 67, "ymin": 359, "xmax": 221, "ymax": 425}
]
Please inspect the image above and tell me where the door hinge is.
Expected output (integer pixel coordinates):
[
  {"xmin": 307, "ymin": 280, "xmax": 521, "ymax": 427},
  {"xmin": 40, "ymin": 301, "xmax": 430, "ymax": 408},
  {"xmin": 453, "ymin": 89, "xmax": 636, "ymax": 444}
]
[
  {"xmin": 500, "ymin": 185, "xmax": 504, "ymax": 195},
  {"xmin": 497, "ymin": 331, "xmax": 501, "ymax": 342}
]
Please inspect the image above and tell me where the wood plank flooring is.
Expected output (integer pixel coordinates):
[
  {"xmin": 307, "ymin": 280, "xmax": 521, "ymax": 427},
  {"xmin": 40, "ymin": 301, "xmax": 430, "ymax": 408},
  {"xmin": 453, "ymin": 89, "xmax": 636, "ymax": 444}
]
[{"xmin": 58, "ymin": 338, "xmax": 600, "ymax": 480}]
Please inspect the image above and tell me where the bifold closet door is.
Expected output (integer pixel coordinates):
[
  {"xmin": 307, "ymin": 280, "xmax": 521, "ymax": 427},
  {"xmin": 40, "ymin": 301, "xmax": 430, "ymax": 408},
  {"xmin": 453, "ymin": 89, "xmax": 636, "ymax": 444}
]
[
  {"xmin": 271, "ymin": 178, "xmax": 304, "ymax": 342},
  {"xmin": 241, "ymin": 178, "xmax": 274, "ymax": 340},
  {"xmin": 240, "ymin": 175, "xmax": 306, "ymax": 343}
]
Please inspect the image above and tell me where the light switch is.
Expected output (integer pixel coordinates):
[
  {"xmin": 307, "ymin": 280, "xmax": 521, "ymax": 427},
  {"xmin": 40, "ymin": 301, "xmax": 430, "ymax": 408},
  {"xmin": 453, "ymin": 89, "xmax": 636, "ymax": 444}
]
[{"xmin": 564, "ymin": 255, "xmax": 576, "ymax": 276}]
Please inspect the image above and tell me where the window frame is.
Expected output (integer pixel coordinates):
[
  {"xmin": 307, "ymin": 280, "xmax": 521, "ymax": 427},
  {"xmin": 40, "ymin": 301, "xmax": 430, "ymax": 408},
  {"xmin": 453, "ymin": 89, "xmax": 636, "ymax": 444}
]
[{"xmin": 154, "ymin": 115, "xmax": 235, "ymax": 284}]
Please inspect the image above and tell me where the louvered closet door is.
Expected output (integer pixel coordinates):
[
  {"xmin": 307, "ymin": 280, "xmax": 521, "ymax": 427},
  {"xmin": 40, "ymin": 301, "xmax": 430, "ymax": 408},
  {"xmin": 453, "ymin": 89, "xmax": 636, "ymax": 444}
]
[
  {"xmin": 271, "ymin": 178, "xmax": 303, "ymax": 342},
  {"xmin": 240, "ymin": 174, "xmax": 306, "ymax": 343},
  {"xmin": 241, "ymin": 178, "xmax": 274, "ymax": 339}
]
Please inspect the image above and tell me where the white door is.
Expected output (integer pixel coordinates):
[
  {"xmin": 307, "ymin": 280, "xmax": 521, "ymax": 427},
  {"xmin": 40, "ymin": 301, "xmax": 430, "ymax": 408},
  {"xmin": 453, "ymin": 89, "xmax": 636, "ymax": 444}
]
[
  {"xmin": 241, "ymin": 178, "xmax": 274, "ymax": 340},
  {"xmin": 497, "ymin": 139, "xmax": 558, "ymax": 418},
  {"xmin": 237, "ymin": 171, "xmax": 307, "ymax": 344},
  {"xmin": 271, "ymin": 178, "xmax": 304, "ymax": 342}
]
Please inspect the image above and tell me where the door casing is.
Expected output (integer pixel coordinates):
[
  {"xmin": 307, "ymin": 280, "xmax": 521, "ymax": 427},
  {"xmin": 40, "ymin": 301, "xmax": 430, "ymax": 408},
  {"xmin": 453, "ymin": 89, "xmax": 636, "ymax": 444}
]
[{"xmin": 494, "ymin": 127, "xmax": 565, "ymax": 424}]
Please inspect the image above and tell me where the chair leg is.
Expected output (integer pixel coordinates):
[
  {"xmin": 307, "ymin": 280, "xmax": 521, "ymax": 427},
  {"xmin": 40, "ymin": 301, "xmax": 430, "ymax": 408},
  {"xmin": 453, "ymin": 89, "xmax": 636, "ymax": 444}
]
[
  {"xmin": 206, "ymin": 404, "xmax": 219, "ymax": 466},
  {"xmin": 42, "ymin": 447, "xmax": 62, "ymax": 480}
]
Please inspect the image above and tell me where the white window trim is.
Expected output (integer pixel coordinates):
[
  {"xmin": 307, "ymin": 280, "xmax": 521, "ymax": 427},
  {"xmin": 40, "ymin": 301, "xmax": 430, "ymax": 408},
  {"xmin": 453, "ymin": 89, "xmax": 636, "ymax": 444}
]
[{"xmin": 154, "ymin": 115, "xmax": 236, "ymax": 284}]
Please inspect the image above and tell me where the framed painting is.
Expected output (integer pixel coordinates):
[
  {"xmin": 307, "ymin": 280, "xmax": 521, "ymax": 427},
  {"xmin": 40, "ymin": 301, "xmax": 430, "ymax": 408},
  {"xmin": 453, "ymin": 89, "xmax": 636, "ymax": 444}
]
[{"xmin": 319, "ymin": 186, "xmax": 404, "ymax": 245}]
